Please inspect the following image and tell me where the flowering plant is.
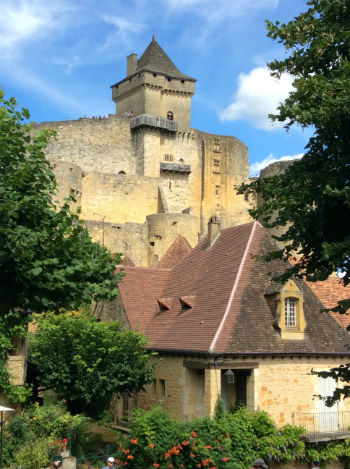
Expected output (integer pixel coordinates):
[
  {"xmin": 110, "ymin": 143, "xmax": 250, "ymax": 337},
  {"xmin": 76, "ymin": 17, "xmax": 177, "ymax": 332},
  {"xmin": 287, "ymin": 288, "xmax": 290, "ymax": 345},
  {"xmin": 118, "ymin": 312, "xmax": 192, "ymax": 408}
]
[{"xmin": 49, "ymin": 438, "xmax": 68, "ymax": 455}]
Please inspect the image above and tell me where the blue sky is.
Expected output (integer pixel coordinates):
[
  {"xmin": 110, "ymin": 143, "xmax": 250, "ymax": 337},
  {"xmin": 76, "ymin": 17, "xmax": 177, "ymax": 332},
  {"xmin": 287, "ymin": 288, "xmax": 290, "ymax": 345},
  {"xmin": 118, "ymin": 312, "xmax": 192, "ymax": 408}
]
[{"xmin": 0, "ymin": 0, "xmax": 312, "ymax": 175}]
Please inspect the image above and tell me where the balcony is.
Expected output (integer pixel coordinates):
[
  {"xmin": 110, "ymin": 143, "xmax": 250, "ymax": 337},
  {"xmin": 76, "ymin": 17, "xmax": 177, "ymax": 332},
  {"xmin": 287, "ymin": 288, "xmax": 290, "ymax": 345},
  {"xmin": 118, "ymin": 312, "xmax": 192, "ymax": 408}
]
[
  {"xmin": 160, "ymin": 162, "xmax": 191, "ymax": 173},
  {"xmin": 130, "ymin": 114, "xmax": 178, "ymax": 132},
  {"xmin": 293, "ymin": 411, "xmax": 350, "ymax": 442}
]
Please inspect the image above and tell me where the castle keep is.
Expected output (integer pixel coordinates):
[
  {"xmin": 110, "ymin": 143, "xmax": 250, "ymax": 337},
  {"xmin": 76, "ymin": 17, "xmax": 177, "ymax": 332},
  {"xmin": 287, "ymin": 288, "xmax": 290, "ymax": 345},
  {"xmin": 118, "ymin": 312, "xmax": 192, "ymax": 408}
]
[{"xmin": 32, "ymin": 36, "xmax": 252, "ymax": 265}]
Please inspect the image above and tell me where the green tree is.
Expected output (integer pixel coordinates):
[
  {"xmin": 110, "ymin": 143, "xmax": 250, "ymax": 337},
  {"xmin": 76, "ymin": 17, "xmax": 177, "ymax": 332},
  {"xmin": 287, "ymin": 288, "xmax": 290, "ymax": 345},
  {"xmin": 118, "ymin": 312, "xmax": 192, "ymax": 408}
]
[
  {"xmin": 29, "ymin": 313, "xmax": 155, "ymax": 415},
  {"xmin": 239, "ymin": 0, "xmax": 349, "ymax": 400},
  {"xmin": 0, "ymin": 91, "xmax": 122, "ymax": 400}
]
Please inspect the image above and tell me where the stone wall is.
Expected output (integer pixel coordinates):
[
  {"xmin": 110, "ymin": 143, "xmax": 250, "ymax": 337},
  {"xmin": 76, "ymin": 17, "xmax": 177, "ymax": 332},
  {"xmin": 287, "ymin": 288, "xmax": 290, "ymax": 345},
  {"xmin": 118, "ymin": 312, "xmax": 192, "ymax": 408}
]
[
  {"xmin": 32, "ymin": 116, "xmax": 135, "ymax": 175},
  {"xmin": 133, "ymin": 355, "xmax": 349, "ymax": 425},
  {"xmin": 30, "ymin": 114, "xmax": 253, "ymax": 265}
]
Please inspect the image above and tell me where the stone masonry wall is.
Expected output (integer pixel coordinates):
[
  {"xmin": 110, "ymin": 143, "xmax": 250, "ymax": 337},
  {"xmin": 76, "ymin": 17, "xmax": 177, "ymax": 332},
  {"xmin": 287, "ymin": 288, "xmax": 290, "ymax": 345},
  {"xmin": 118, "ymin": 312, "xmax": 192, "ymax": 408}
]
[
  {"xmin": 29, "ymin": 115, "xmax": 254, "ymax": 265},
  {"xmin": 133, "ymin": 355, "xmax": 349, "ymax": 425},
  {"xmin": 32, "ymin": 115, "xmax": 136, "ymax": 175}
]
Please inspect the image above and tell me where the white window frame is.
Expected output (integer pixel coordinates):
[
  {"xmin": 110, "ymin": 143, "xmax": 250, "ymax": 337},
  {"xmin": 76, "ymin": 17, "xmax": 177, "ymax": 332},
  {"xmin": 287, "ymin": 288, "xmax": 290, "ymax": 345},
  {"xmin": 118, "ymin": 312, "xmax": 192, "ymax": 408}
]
[{"xmin": 285, "ymin": 297, "xmax": 296, "ymax": 327}]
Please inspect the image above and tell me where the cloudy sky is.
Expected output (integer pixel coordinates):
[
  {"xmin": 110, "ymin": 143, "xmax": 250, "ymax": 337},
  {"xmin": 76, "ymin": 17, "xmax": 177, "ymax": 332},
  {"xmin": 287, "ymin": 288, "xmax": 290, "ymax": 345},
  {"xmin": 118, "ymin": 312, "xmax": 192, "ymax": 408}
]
[{"xmin": 0, "ymin": 0, "xmax": 311, "ymax": 175}]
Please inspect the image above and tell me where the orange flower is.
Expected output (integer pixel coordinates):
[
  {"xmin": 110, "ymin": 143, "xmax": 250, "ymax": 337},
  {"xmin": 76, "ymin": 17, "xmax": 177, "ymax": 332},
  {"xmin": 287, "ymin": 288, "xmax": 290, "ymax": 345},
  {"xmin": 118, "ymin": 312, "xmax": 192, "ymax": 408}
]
[
  {"xmin": 63, "ymin": 438, "xmax": 68, "ymax": 443},
  {"xmin": 197, "ymin": 464, "xmax": 202, "ymax": 468},
  {"xmin": 191, "ymin": 431, "xmax": 198, "ymax": 438},
  {"xmin": 130, "ymin": 438, "xmax": 138, "ymax": 444},
  {"xmin": 127, "ymin": 455, "xmax": 134, "ymax": 460},
  {"xmin": 152, "ymin": 463, "xmax": 159, "ymax": 468},
  {"xmin": 169, "ymin": 465, "xmax": 173, "ymax": 468},
  {"xmin": 222, "ymin": 457, "xmax": 230, "ymax": 463},
  {"xmin": 180, "ymin": 465, "xmax": 183, "ymax": 468},
  {"xmin": 149, "ymin": 443, "xmax": 155, "ymax": 449},
  {"xmin": 182, "ymin": 440, "xmax": 189, "ymax": 446},
  {"xmin": 177, "ymin": 443, "xmax": 183, "ymax": 450},
  {"xmin": 165, "ymin": 452, "xmax": 170, "ymax": 458},
  {"xmin": 190, "ymin": 452, "xmax": 196, "ymax": 458},
  {"xmin": 202, "ymin": 460, "xmax": 209, "ymax": 466},
  {"xmin": 205, "ymin": 445, "xmax": 212, "ymax": 450},
  {"xmin": 210, "ymin": 467, "xmax": 216, "ymax": 469}
]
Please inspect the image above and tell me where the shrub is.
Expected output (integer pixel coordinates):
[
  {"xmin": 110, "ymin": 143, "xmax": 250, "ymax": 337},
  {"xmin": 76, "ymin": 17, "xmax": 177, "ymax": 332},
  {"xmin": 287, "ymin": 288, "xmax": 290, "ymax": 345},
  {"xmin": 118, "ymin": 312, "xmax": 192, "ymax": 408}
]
[
  {"xmin": 3, "ymin": 401, "xmax": 93, "ymax": 466},
  {"xmin": 15, "ymin": 438, "xmax": 51, "ymax": 469},
  {"xmin": 115, "ymin": 406, "xmax": 307, "ymax": 469}
]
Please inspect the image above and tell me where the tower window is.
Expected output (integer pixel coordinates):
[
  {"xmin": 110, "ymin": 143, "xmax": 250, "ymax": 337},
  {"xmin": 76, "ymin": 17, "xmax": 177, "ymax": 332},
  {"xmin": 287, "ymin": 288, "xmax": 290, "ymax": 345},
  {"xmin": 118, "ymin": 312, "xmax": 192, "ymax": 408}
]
[
  {"xmin": 163, "ymin": 154, "xmax": 173, "ymax": 162},
  {"xmin": 285, "ymin": 297, "xmax": 296, "ymax": 327},
  {"xmin": 213, "ymin": 158, "xmax": 220, "ymax": 173},
  {"xmin": 214, "ymin": 138, "xmax": 220, "ymax": 152},
  {"xmin": 167, "ymin": 111, "xmax": 174, "ymax": 120},
  {"xmin": 215, "ymin": 185, "xmax": 220, "ymax": 196}
]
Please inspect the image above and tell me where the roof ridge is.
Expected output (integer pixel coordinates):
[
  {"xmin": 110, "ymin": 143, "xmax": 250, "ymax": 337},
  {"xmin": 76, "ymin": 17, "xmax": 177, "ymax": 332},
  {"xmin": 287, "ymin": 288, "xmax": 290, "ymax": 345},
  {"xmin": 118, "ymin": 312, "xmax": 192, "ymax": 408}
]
[{"xmin": 209, "ymin": 221, "xmax": 259, "ymax": 352}]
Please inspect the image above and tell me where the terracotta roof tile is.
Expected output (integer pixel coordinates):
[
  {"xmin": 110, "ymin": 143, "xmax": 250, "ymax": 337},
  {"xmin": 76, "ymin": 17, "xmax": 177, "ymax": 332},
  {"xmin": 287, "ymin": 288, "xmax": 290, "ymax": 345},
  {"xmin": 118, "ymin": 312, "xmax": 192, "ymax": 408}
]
[
  {"xmin": 117, "ymin": 222, "xmax": 350, "ymax": 356},
  {"xmin": 155, "ymin": 235, "xmax": 192, "ymax": 269},
  {"xmin": 306, "ymin": 278, "xmax": 350, "ymax": 330}
]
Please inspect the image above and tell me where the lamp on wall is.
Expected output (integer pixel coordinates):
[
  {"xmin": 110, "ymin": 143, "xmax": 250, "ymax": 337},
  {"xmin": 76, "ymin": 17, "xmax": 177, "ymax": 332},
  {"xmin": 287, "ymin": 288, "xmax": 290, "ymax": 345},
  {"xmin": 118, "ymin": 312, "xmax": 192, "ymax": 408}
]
[{"xmin": 224, "ymin": 369, "xmax": 235, "ymax": 384}]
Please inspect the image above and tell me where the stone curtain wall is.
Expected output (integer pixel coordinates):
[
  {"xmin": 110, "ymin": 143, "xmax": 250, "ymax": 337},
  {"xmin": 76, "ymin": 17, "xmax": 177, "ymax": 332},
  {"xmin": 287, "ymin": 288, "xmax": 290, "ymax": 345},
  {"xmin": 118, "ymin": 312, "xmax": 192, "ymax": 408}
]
[
  {"xmin": 32, "ymin": 116, "xmax": 136, "ymax": 175},
  {"xmin": 30, "ymin": 115, "xmax": 253, "ymax": 265}
]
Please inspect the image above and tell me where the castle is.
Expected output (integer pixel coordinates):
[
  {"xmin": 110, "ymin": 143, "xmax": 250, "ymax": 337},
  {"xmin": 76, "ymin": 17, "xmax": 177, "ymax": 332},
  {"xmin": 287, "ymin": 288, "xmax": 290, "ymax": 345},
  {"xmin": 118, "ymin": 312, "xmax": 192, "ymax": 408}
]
[{"xmin": 32, "ymin": 36, "xmax": 253, "ymax": 266}]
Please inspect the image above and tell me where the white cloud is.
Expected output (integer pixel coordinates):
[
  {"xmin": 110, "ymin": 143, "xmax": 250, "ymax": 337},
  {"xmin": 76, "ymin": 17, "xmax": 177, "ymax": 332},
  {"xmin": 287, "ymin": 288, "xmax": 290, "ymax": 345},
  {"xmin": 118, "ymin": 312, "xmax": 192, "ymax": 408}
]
[
  {"xmin": 101, "ymin": 14, "xmax": 145, "ymax": 47},
  {"xmin": 250, "ymin": 153, "xmax": 303, "ymax": 177},
  {"xmin": 219, "ymin": 67, "xmax": 294, "ymax": 130},
  {"xmin": 0, "ymin": 0, "xmax": 73, "ymax": 57}
]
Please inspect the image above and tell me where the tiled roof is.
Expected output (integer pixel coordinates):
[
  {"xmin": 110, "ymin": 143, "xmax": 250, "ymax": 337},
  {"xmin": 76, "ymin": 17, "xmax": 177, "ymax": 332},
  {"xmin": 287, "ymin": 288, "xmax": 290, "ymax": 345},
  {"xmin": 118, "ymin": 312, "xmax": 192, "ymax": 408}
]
[
  {"xmin": 117, "ymin": 222, "xmax": 350, "ymax": 356},
  {"xmin": 135, "ymin": 36, "xmax": 196, "ymax": 81},
  {"xmin": 155, "ymin": 235, "xmax": 192, "ymax": 269},
  {"xmin": 306, "ymin": 277, "xmax": 350, "ymax": 330}
]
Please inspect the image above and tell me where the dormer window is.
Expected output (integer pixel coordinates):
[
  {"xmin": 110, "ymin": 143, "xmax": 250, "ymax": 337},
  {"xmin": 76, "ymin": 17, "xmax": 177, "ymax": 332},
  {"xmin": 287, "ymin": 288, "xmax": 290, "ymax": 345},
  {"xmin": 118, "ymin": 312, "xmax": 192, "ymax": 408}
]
[
  {"xmin": 285, "ymin": 297, "xmax": 296, "ymax": 327},
  {"xmin": 167, "ymin": 111, "xmax": 174, "ymax": 121},
  {"xmin": 275, "ymin": 280, "xmax": 306, "ymax": 340}
]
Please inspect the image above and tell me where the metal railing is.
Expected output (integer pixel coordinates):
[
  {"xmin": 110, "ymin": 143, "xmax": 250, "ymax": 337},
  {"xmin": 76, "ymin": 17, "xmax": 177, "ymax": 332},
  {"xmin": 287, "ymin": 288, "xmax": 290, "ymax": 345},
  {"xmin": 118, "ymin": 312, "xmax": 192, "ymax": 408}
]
[
  {"xmin": 293, "ymin": 411, "xmax": 350, "ymax": 440},
  {"xmin": 130, "ymin": 114, "xmax": 179, "ymax": 132}
]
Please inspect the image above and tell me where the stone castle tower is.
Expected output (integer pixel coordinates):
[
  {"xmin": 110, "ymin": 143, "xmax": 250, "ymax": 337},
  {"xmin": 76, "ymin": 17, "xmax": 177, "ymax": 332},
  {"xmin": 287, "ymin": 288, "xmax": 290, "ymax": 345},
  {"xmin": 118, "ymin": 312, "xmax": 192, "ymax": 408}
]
[
  {"xmin": 31, "ymin": 37, "xmax": 253, "ymax": 266},
  {"xmin": 112, "ymin": 35, "xmax": 196, "ymax": 131}
]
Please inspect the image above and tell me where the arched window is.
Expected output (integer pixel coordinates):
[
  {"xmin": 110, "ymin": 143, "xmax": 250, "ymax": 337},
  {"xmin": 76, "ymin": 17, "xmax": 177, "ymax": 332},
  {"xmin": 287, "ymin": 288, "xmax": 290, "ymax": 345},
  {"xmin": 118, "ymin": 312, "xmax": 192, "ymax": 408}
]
[
  {"xmin": 167, "ymin": 111, "xmax": 174, "ymax": 120},
  {"xmin": 118, "ymin": 170, "xmax": 126, "ymax": 175},
  {"xmin": 285, "ymin": 297, "xmax": 296, "ymax": 327}
]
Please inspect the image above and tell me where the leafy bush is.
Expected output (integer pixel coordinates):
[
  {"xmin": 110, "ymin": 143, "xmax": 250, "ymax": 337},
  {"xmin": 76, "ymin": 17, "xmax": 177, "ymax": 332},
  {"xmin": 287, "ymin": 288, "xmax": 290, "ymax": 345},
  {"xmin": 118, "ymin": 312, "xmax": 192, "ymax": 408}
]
[
  {"xmin": 115, "ymin": 406, "xmax": 303, "ymax": 469},
  {"xmin": 304, "ymin": 439, "xmax": 350, "ymax": 466},
  {"xmin": 15, "ymin": 438, "xmax": 51, "ymax": 469},
  {"xmin": 3, "ymin": 401, "xmax": 93, "ymax": 466}
]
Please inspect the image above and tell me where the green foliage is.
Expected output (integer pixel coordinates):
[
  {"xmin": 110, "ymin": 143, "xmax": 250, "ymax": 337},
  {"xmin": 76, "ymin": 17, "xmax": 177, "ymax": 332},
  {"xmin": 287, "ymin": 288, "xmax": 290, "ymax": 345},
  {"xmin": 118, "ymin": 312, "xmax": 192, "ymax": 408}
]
[
  {"xmin": 15, "ymin": 438, "xmax": 51, "ymax": 469},
  {"xmin": 238, "ymin": 0, "xmax": 350, "ymax": 402},
  {"xmin": 0, "ymin": 310, "xmax": 32, "ymax": 402},
  {"xmin": 3, "ymin": 401, "xmax": 93, "ymax": 466},
  {"xmin": 304, "ymin": 439, "xmax": 350, "ymax": 465},
  {"xmin": 29, "ymin": 313, "xmax": 155, "ymax": 415},
  {"xmin": 0, "ymin": 91, "xmax": 121, "ymax": 316},
  {"xmin": 0, "ymin": 91, "xmax": 123, "ymax": 401},
  {"xmin": 115, "ymin": 406, "xmax": 303, "ymax": 469}
]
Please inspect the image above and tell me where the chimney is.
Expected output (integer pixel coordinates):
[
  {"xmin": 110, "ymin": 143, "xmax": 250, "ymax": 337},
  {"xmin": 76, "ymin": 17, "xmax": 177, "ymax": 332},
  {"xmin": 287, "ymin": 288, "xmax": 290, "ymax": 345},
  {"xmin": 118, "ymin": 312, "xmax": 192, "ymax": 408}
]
[
  {"xmin": 127, "ymin": 53, "xmax": 137, "ymax": 76},
  {"xmin": 207, "ymin": 215, "xmax": 220, "ymax": 247}
]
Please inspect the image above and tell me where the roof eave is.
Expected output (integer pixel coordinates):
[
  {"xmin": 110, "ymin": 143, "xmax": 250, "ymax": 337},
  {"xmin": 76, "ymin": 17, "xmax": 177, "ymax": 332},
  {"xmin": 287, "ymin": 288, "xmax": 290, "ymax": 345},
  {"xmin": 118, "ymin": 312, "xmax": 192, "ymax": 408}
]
[{"xmin": 111, "ymin": 69, "xmax": 196, "ymax": 88}]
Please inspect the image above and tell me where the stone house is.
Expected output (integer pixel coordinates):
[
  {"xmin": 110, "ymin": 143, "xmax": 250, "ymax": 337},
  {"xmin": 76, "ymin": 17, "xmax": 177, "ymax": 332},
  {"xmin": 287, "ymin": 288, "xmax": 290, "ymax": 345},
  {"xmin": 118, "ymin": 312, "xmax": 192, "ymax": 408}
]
[{"xmin": 97, "ymin": 219, "xmax": 350, "ymax": 439}]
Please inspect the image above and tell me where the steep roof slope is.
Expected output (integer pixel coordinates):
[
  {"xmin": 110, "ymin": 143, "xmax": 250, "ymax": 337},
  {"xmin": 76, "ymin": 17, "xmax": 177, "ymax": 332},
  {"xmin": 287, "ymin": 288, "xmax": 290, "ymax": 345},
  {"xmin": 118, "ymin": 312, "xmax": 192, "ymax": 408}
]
[
  {"xmin": 118, "ymin": 222, "xmax": 350, "ymax": 356},
  {"xmin": 135, "ymin": 35, "xmax": 195, "ymax": 81},
  {"xmin": 305, "ymin": 277, "xmax": 350, "ymax": 330}
]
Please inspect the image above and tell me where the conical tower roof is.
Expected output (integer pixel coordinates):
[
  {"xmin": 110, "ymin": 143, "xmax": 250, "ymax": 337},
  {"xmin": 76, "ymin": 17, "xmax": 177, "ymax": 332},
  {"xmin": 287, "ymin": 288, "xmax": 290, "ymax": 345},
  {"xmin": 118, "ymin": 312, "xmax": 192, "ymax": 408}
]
[{"xmin": 136, "ymin": 35, "xmax": 195, "ymax": 81}]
